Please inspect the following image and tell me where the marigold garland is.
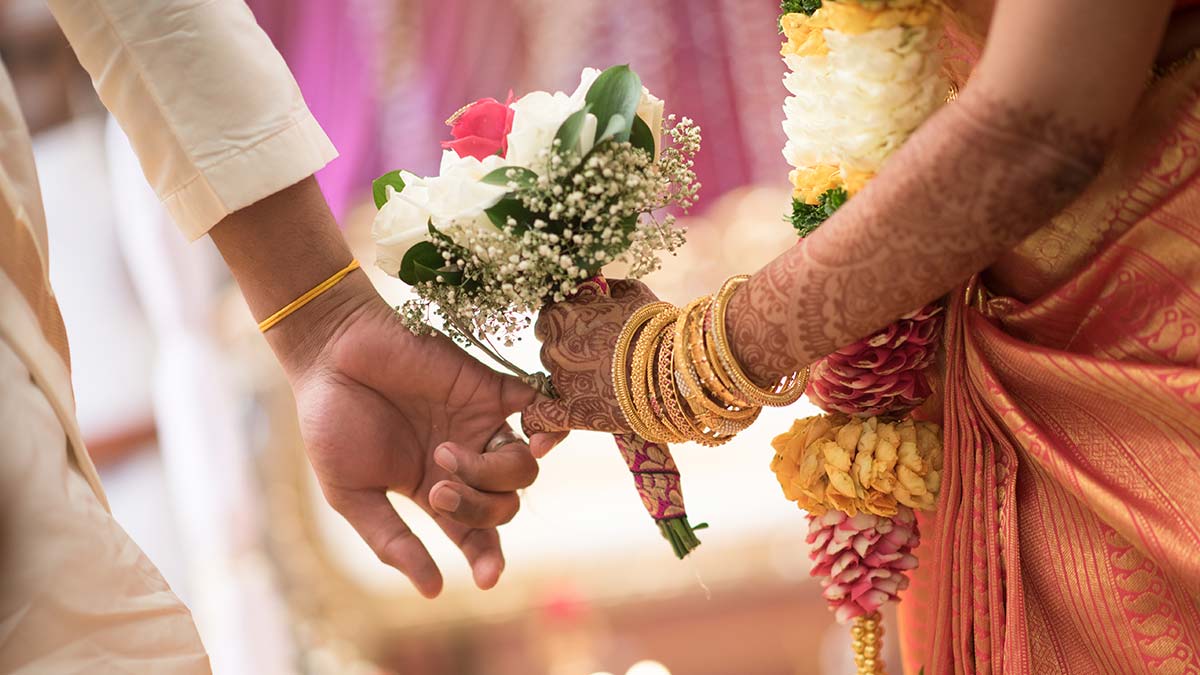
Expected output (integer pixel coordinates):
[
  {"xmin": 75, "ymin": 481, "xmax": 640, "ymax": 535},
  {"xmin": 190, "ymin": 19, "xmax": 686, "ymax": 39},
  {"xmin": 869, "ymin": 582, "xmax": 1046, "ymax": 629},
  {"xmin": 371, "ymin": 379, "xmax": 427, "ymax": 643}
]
[{"xmin": 772, "ymin": 413, "xmax": 943, "ymax": 518}]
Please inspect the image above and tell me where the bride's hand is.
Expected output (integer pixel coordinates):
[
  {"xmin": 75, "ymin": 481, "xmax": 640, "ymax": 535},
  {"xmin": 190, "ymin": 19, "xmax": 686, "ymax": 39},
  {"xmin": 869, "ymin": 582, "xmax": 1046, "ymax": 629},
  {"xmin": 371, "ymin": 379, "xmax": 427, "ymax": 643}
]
[{"xmin": 521, "ymin": 279, "xmax": 660, "ymax": 452}]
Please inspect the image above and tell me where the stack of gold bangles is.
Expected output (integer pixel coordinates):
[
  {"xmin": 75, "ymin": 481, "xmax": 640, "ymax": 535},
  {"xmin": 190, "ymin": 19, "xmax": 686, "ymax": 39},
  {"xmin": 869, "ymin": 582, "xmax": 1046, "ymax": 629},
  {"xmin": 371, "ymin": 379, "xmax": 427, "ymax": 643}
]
[{"xmin": 612, "ymin": 275, "xmax": 809, "ymax": 446}]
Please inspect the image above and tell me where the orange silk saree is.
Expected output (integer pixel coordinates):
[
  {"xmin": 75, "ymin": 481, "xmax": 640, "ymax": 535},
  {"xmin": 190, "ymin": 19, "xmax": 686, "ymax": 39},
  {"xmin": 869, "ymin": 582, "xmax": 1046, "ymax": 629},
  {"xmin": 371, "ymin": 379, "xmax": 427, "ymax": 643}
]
[{"xmin": 898, "ymin": 57, "xmax": 1200, "ymax": 674}]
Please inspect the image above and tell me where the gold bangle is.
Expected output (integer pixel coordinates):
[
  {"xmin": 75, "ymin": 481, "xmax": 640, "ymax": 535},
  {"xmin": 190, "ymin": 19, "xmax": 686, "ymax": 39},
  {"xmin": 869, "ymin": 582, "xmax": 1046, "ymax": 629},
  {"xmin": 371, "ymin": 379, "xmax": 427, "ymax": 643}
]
[
  {"xmin": 710, "ymin": 275, "xmax": 808, "ymax": 407},
  {"xmin": 258, "ymin": 259, "xmax": 361, "ymax": 333},
  {"xmin": 685, "ymin": 301, "xmax": 761, "ymax": 437},
  {"xmin": 647, "ymin": 317, "xmax": 692, "ymax": 443},
  {"xmin": 612, "ymin": 302, "xmax": 674, "ymax": 441},
  {"xmin": 674, "ymin": 297, "xmax": 758, "ymax": 425},
  {"xmin": 688, "ymin": 301, "xmax": 753, "ymax": 410},
  {"xmin": 672, "ymin": 300, "xmax": 758, "ymax": 446},
  {"xmin": 657, "ymin": 331, "xmax": 729, "ymax": 446},
  {"xmin": 649, "ymin": 330, "xmax": 687, "ymax": 442},
  {"xmin": 655, "ymin": 331, "xmax": 726, "ymax": 446},
  {"xmin": 630, "ymin": 307, "xmax": 684, "ymax": 444},
  {"xmin": 703, "ymin": 308, "xmax": 749, "ymax": 406},
  {"xmin": 700, "ymin": 307, "xmax": 763, "ymax": 432}
]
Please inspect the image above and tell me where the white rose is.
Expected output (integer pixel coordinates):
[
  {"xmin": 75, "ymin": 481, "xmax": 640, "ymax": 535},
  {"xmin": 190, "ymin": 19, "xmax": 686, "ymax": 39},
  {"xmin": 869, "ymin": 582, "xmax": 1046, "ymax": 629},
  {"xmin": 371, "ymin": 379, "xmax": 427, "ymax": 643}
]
[
  {"xmin": 505, "ymin": 91, "xmax": 577, "ymax": 172},
  {"xmin": 569, "ymin": 67, "xmax": 602, "ymax": 106},
  {"xmin": 437, "ymin": 148, "xmax": 509, "ymax": 182},
  {"xmin": 427, "ymin": 151, "xmax": 509, "ymax": 226},
  {"xmin": 371, "ymin": 177, "xmax": 431, "ymax": 276},
  {"xmin": 507, "ymin": 68, "xmax": 602, "ymax": 172},
  {"xmin": 571, "ymin": 68, "xmax": 605, "ymax": 155},
  {"xmin": 502, "ymin": 67, "xmax": 664, "ymax": 171},
  {"xmin": 371, "ymin": 154, "xmax": 510, "ymax": 275}
]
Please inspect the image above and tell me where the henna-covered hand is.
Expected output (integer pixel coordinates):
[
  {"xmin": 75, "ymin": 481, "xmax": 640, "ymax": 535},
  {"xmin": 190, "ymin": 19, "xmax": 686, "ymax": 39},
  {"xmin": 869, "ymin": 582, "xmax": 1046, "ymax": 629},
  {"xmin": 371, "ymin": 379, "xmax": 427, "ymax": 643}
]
[{"xmin": 521, "ymin": 279, "xmax": 660, "ymax": 445}]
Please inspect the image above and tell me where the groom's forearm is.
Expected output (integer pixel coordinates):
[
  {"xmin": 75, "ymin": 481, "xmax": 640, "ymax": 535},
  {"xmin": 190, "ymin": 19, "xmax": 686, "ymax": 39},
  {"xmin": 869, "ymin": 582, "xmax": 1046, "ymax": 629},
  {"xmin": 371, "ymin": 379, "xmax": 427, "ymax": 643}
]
[
  {"xmin": 209, "ymin": 176, "xmax": 379, "ymax": 374},
  {"xmin": 725, "ymin": 88, "xmax": 1109, "ymax": 385}
]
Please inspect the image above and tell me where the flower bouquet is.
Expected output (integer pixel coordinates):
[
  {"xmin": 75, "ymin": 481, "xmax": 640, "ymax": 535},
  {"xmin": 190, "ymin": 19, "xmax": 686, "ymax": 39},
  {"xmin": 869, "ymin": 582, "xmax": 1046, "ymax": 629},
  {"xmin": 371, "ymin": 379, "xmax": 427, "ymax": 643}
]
[{"xmin": 370, "ymin": 65, "xmax": 706, "ymax": 557}]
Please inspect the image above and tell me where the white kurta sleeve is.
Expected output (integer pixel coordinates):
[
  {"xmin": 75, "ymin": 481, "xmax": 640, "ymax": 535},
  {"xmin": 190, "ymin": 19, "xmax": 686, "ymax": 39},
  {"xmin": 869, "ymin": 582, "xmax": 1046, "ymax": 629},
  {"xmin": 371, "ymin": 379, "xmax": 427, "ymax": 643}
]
[{"xmin": 46, "ymin": 0, "xmax": 338, "ymax": 240}]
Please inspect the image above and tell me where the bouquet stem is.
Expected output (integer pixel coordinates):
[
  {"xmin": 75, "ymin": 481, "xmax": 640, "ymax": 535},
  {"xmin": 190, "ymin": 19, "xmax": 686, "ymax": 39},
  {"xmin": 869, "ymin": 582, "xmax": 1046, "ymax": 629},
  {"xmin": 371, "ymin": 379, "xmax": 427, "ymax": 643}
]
[
  {"xmin": 614, "ymin": 430, "xmax": 704, "ymax": 559},
  {"xmin": 659, "ymin": 517, "xmax": 707, "ymax": 559}
]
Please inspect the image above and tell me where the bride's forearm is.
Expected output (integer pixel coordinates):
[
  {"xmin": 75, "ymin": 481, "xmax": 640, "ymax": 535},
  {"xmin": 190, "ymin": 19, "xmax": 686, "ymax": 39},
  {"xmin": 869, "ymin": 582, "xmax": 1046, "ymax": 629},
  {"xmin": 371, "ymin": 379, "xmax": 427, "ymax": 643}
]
[{"xmin": 725, "ymin": 88, "xmax": 1111, "ymax": 385}]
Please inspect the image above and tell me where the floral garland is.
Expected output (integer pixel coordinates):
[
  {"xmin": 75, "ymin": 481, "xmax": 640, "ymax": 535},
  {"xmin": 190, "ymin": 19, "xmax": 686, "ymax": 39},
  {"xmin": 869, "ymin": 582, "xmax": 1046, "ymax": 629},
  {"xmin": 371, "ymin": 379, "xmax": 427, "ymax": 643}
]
[{"xmin": 769, "ymin": 2, "xmax": 949, "ymax": 673}]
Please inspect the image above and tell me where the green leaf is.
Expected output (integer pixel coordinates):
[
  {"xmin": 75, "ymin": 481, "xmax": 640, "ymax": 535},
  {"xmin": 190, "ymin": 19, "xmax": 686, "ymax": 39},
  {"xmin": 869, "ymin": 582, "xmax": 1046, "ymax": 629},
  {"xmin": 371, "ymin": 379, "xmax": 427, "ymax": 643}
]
[
  {"xmin": 372, "ymin": 170, "xmax": 406, "ymax": 209},
  {"xmin": 822, "ymin": 186, "xmax": 848, "ymax": 213},
  {"xmin": 791, "ymin": 187, "xmax": 848, "ymax": 238},
  {"xmin": 619, "ymin": 212, "xmax": 639, "ymax": 235},
  {"xmin": 630, "ymin": 114, "xmax": 656, "ymax": 156},
  {"xmin": 398, "ymin": 241, "xmax": 443, "ymax": 285},
  {"xmin": 554, "ymin": 104, "xmax": 592, "ymax": 157},
  {"xmin": 780, "ymin": 0, "xmax": 821, "ymax": 16},
  {"xmin": 480, "ymin": 166, "xmax": 539, "ymax": 190},
  {"xmin": 596, "ymin": 113, "xmax": 627, "ymax": 144},
  {"xmin": 484, "ymin": 197, "xmax": 535, "ymax": 231},
  {"xmin": 426, "ymin": 221, "xmax": 456, "ymax": 247},
  {"xmin": 584, "ymin": 65, "xmax": 642, "ymax": 145}
]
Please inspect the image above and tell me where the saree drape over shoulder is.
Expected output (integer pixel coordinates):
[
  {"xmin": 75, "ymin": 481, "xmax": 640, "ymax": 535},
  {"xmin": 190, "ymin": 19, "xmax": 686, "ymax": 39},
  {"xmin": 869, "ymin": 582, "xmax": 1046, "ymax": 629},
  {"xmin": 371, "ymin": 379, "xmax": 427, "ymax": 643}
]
[{"xmin": 899, "ymin": 57, "xmax": 1200, "ymax": 675}]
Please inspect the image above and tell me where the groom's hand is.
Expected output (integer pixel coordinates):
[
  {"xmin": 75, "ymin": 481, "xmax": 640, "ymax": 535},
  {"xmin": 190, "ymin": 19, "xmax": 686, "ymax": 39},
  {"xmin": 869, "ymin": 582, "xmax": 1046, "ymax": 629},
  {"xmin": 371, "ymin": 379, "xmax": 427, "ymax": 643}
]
[
  {"xmin": 281, "ymin": 274, "xmax": 539, "ymax": 597},
  {"xmin": 211, "ymin": 177, "xmax": 540, "ymax": 597}
]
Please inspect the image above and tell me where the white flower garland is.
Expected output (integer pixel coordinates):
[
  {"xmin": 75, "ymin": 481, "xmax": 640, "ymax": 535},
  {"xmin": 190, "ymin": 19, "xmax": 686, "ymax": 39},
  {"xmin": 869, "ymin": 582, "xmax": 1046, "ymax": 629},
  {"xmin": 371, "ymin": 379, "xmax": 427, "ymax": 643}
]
[{"xmin": 780, "ymin": 2, "xmax": 948, "ymax": 202}]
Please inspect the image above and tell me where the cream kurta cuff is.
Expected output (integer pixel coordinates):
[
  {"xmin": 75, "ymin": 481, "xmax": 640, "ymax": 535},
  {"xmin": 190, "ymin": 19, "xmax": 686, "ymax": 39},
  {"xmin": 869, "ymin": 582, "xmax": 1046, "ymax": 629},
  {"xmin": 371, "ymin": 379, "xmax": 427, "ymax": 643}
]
[
  {"xmin": 163, "ymin": 111, "xmax": 336, "ymax": 240},
  {"xmin": 46, "ymin": 0, "xmax": 338, "ymax": 239}
]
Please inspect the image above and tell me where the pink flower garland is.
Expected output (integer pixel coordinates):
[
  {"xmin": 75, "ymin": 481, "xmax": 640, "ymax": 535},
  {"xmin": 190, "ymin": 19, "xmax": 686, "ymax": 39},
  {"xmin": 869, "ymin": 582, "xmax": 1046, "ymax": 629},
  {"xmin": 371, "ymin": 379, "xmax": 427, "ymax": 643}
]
[
  {"xmin": 807, "ymin": 508, "xmax": 920, "ymax": 623},
  {"xmin": 807, "ymin": 305, "xmax": 943, "ymax": 418}
]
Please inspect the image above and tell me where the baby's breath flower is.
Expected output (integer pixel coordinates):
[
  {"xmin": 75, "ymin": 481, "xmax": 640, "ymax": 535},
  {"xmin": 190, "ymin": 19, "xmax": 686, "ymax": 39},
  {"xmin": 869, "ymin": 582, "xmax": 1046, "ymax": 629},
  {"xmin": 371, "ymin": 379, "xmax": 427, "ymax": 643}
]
[{"xmin": 397, "ymin": 116, "xmax": 701, "ymax": 345}]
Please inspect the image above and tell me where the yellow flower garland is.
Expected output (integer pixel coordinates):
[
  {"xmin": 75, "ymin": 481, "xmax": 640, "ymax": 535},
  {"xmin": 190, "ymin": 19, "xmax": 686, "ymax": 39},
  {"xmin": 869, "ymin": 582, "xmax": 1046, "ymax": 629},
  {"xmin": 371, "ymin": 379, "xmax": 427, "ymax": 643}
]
[
  {"xmin": 770, "ymin": 413, "xmax": 943, "ymax": 517},
  {"xmin": 790, "ymin": 165, "xmax": 875, "ymax": 204}
]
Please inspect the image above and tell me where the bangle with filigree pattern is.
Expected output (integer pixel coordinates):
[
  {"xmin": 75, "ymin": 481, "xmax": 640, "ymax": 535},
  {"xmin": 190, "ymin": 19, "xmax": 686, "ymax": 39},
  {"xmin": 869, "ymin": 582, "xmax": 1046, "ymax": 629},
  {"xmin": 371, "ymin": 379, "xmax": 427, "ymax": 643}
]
[
  {"xmin": 689, "ymin": 300, "xmax": 753, "ymax": 410},
  {"xmin": 631, "ymin": 307, "xmax": 684, "ymax": 444},
  {"xmin": 656, "ymin": 325, "xmax": 731, "ymax": 447},
  {"xmin": 612, "ymin": 302, "xmax": 675, "ymax": 440},
  {"xmin": 674, "ymin": 298, "xmax": 759, "ymax": 427}
]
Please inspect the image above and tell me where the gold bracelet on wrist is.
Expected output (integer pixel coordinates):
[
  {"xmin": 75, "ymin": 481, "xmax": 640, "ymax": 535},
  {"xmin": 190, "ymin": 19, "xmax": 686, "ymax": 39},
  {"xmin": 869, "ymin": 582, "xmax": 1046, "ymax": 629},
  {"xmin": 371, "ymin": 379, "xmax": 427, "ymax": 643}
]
[
  {"xmin": 688, "ymin": 300, "xmax": 753, "ymax": 410},
  {"xmin": 687, "ymin": 303, "xmax": 762, "ymax": 435},
  {"xmin": 710, "ymin": 275, "xmax": 808, "ymax": 407},
  {"xmin": 258, "ymin": 259, "xmax": 360, "ymax": 333},
  {"xmin": 630, "ymin": 307, "xmax": 684, "ymax": 444},
  {"xmin": 655, "ymin": 331, "xmax": 728, "ymax": 446},
  {"xmin": 674, "ymin": 297, "xmax": 758, "ymax": 426},
  {"xmin": 649, "ymin": 330, "xmax": 687, "ymax": 442},
  {"xmin": 703, "ymin": 307, "xmax": 749, "ymax": 407},
  {"xmin": 612, "ymin": 302, "xmax": 674, "ymax": 440}
]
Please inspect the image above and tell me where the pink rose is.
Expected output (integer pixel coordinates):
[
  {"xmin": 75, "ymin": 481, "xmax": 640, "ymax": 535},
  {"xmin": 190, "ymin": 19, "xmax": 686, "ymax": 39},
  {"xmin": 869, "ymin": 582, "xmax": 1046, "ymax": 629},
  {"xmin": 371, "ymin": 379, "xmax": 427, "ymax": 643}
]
[{"xmin": 442, "ymin": 93, "xmax": 515, "ymax": 160}]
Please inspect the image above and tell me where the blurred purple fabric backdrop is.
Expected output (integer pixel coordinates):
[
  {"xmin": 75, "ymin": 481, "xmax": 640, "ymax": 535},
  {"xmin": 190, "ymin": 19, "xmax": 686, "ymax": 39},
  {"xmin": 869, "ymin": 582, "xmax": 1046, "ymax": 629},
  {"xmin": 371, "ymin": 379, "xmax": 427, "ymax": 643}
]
[{"xmin": 249, "ymin": 0, "xmax": 788, "ymax": 223}]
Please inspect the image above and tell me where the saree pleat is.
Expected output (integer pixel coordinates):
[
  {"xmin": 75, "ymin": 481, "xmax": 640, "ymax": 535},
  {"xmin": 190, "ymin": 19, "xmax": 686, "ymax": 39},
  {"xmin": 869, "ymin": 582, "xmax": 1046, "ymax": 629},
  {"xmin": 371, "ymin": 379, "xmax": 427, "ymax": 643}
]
[{"xmin": 898, "ymin": 57, "xmax": 1200, "ymax": 675}]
